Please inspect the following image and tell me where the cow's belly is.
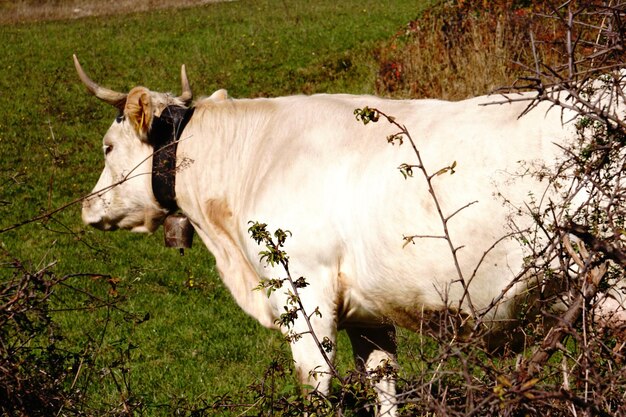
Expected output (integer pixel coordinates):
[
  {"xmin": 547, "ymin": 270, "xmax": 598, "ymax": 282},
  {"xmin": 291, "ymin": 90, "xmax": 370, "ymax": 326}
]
[{"xmin": 335, "ymin": 226, "xmax": 528, "ymax": 333}]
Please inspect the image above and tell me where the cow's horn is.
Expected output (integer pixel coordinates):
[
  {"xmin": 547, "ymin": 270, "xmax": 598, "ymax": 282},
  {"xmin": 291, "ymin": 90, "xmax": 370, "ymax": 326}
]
[
  {"xmin": 73, "ymin": 54, "xmax": 127, "ymax": 109},
  {"xmin": 177, "ymin": 64, "xmax": 193, "ymax": 105}
]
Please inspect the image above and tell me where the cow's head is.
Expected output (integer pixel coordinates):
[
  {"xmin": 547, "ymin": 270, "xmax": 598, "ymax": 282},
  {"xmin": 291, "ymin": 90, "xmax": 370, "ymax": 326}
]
[{"xmin": 75, "ymin": 55, "xmax": 192, "ymax": 233}]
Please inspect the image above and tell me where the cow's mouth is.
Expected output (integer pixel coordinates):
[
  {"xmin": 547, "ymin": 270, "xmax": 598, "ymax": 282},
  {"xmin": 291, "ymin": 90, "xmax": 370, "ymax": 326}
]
[{"xmin": 83, "ymin": 208, "xmax": 166, "ymax": 234}]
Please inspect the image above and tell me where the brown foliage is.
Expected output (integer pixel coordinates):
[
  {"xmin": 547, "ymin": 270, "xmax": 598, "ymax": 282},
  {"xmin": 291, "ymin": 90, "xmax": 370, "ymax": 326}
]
[
  {"xmin": 375, "ymin": 1, "xmax": 591, "ymax": 100},
  {"xmin": 0, "ymin": 0, "xmax": 221, "ymax": 24}
]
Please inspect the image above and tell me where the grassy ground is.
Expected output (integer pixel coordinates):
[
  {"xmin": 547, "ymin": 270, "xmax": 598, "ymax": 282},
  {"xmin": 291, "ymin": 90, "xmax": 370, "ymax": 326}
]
[{"xmin": 0, "ymin": 0, "xmax": 428, "ymax": 414}]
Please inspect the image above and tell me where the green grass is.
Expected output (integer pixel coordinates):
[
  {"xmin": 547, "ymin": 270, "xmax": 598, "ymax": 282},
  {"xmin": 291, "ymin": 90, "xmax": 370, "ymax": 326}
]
[{"xmin": 0, "ymin": 0, "xmax": 428, "ymax": 413}]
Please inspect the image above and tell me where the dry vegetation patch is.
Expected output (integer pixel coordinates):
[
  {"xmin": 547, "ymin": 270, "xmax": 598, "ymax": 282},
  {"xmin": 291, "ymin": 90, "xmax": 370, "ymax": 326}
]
[
  {"xmin": 375, "ymin": 1, "xmax": 561, "ymax": 100},
  {"xmin": 0, "ymin": 0, "xmax": 229, "ymax": 24}
]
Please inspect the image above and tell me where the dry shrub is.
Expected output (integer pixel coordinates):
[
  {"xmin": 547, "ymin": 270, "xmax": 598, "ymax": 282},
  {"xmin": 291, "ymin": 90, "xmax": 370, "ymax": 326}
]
[
  {"xmin": 0, "ymin": 258, "xmax": 81, "ymax": 416},
  {"xmin": 376, "ymin": 1, "xmax": 559, "ymax": 99},
  {"xmin": 372, "ymin": 1, "xmax": 626, "ymax": 416},
  {"xmin": 0, "ymin": 252, "xmax": 143, "ymax": 416}
]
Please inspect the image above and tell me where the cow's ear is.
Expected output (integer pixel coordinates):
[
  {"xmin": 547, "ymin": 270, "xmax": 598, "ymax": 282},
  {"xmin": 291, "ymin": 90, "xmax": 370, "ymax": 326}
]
[{"xmin": 124, "ymin": 87, "xmax": 153, "ymax": 141}]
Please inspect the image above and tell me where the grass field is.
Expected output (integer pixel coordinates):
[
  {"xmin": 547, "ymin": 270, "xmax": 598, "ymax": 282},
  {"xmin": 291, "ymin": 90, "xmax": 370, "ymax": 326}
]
[{"xmin": 0, "ymin": 1, "xmax": 429, "ymax": 414}]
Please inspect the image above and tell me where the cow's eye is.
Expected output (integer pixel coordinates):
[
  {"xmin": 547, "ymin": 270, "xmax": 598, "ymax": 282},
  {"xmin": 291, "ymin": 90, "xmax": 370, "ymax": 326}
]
[{"xmin": 115, "ymin": 114, "xmax": 125, "ymax": 123}]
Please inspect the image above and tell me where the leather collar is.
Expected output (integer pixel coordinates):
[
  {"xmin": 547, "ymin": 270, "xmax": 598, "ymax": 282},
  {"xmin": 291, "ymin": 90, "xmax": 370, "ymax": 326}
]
[{"xmin": 149, "ymin": 105, "xmax": 195, "ymax": 213}]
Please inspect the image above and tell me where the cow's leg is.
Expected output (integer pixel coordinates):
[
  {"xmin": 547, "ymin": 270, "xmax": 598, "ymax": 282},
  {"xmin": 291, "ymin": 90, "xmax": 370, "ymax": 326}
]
[
  {"xmin": 289, "ymin": 328, "xmax": 338, "ymax": 397},
  {"xmin": 282, "ymin": 295, "xmax": 339, "ymax": 397},
  {"xmin": 347, "ymin": 326, "xmax": 398, "ymax": 416}
]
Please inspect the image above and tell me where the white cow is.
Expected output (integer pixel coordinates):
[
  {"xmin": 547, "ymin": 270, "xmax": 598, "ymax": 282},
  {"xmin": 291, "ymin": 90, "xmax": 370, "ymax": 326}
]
[{"xmin": 74, "ymin": 56, "xmax": 618, "ymax": 415}]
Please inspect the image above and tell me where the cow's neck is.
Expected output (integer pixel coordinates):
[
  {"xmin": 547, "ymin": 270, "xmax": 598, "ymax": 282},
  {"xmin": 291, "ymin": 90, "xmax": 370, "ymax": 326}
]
[
  {"xmin": 148, "ymin": 105, "xmax": 195, "ymax": 213},
  {"xmin": 171, "ymin": 102, "xmax": 278, "ymax": 328}
]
